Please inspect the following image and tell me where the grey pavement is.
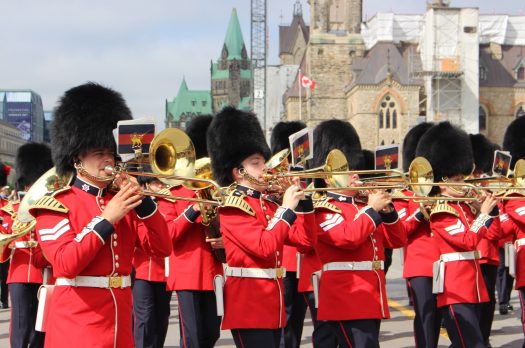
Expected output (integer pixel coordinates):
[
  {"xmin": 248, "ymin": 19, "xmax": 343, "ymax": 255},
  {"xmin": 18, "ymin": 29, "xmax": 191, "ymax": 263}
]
[{"xmin": 1, "ymin": 252, "xmax": 523, "ymax": 347}]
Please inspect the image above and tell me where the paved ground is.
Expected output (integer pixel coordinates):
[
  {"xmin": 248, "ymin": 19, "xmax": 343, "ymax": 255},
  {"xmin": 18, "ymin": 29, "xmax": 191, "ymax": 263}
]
[{"xmin": 1, "ymin": 252, "xmax": 523, "ymax": 347}]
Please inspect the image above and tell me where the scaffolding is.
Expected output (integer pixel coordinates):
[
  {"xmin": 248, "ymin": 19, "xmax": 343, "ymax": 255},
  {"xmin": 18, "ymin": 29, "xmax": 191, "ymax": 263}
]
[{"xmin": 251, "ymin": 0, "xmax": 267, "ymax": 132}]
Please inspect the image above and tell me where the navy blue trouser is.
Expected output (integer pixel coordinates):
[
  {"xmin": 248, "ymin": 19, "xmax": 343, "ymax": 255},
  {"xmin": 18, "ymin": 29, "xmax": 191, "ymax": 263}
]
[
  {"xmin": 281, "ymin": 272, "xmax": 307, "ymax": 348},
  {"xmin": 302, "ymin": 291, "xmax": 338, "ymax": 348},
  {"xmin": 496, "ymin": 247, "xmax": 514, "ymax": 305},
  {"xmin": 9, "ymin": 283, "xmax": 45, "ymax": 348},
  {"xmin": 407, "ymin": 276, "xmax": 441, "ymax": 348},
  {"xmin": 176, "ymin": 290, "xmax": 221, "ymax": 348},
  {"xmin": 480, "ymin": 264, "xmax": 497, "ymax": 343},
  {"xmin": 443, "ymin": 303, "xmax": 484, "ymax": 348},
  {"xmin": 132, "ymin": 279, "xmax": 172, "ymax": 348},
  {"xmin": 0, "ymin": 260, "xmax": 9, "ymax": 305},
  {"xmin": 329, "ymin": 319, "xmax": 380, "ymax": 348},
  {"xmin": 232, "ymin": 328, "xmax": 281, "ymax": 348}
]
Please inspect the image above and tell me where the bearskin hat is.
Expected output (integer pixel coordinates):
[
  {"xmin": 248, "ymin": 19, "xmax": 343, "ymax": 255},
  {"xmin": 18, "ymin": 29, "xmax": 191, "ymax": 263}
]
[
  {"xmin": 0, "ymin": 163, "xmax": 9, "ymax": 187},
  {"xmin": 207, "ymin": 107, "xmax": 270, "ymax": 186},
  {"xmin": 503, "ymin": 116, "xmax": 525, "ymax": 166},
  {"xmin": 51, "ymin": 82, "xmax": 132, "ymax": 176},
  {"xmin": 186, "ymin": 115, "xmax": 213, "ymax": 159},
  {"xmin": 270, "ymin": 121, "xmax": 306, "ymax": 155},
  {"xmin": 15, "ymin": 142, "xmax": 53, "ymax": 191},
  {"xmin": 470, "ymin": 134, "xmax": 497, "ymax": 175},
  {"xmin": 415, "ymin": 121, "xmax": 473, "ymax": 183},
  {"xmin": 402, "ymin": 122, "xmax": 434, "ymax": 172},
  {"xmin": 311, "ymin": 119, "xmax": 363, "ymax": 170}
]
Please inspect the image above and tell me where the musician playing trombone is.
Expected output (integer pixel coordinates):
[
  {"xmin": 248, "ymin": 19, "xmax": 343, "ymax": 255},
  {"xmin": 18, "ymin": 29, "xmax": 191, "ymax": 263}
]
[
  {"xmin": 207, "ymin": 107, "xmax": 316, "ymax": 348},
  {"xmin": 30, "ymin": 83, "xmax": 172, "ymax": 347},
  {"xmin": 311, "ymin": 120, "xmax": 407, "ymax": 348},
  {"xmin": 416, "ymin": 122, "xmax": 498, "ymax": 348}
]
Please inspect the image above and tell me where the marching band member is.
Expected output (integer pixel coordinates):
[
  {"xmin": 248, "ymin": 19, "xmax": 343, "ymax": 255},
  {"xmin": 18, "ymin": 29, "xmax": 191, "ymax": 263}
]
[
  {"xmin": 470, "ymin": 133, "xmax": 502, "ymax": 347},
  {"xmin": 132, "ymin": 174, "xmax": 172, "ymax": 348},
  {"xmin": 4, "ymin": 143, "xmax": 53, "ymax": 348},
  {"xmin": 312, "ymin": 120, "xmax": 406, "ymax": 348},
  {"xmin": 501, "ymin": 115, "xmax": 525, "ymax": 346},
  {"xmin": 416, "ymin": 122, "xmax": 498, "ymax": 348},
  {"xmin": 270, "ymin": 120, "xmax": 309, "ymax": 348},
  {"xmin": 207, "ymin": 107, "xmax": 315, "ymax": 348},
  {"xmin": 31, "ymin": 83, "xmax": 171, "ymax": 347},
  {"xmin": 160, "ymin": 114, "xmax": 224, "ymax": 348},
  {"xmin": 394, "ymin": 122, "xmax": 442, "ymax": 348},
  {"xmin": 0, "ymin": 162, "xmax": 11, "ymax": 309}
]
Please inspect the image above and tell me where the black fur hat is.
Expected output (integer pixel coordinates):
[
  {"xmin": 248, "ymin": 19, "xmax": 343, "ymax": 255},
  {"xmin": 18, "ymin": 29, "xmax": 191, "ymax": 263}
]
[
  {"xmin": 270, "ymin": 121, "xmax": 306, "ymax": 155},
  {"xmin": 15, "ymin": 143, "xmax": 53, "ymax": 191},
  {"xmin": 207, "ymin": 107, "xmax": 270, "ymax": 186},
  {"xmin": 470, "ymin": 134, "xmax": 497, "ymax": 174},
  {"xmin": 51, "ymin": 82, "xmax": 132, "ymax": 176},
  {"xmin": 402, "ymin": 122, "xmax": 434, "ymax": 172},
  {"xmin": 186, "ymin": 115, "xmax": 213, "ymax": 159},
  {"xmin": 503, "ymin": 116, "xmax": 525, "ymax": 166},
  {"xmin": 311, "ymin": 120, "xmax": 363, "ymax": 170},
  {"xmin": 0, "ymin": 162, "xmax": 9, "ymax": 187},
  {"xmin": 415, "ymin": 121, "xmax": 473, "ymax": 183}
]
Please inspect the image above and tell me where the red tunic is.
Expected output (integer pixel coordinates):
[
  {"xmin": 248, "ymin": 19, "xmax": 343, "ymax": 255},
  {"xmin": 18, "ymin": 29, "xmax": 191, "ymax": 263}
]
[
  {"xmin": 393, "ymin": 191, "xmax": 439, "ymax": 278},
  {"xmin": 32, "ymin": 178, "xmax": 171, "ymax": 348},
  {"xmin": 502, "ymin": 196, "xmax": 525, "ymax": 288},
  {"xmin": 220, "ymin": 185, "xmax": 316, "ymax": 329},
  {"xmin": 315, "ymin": 192, "xmax": 406, "ymax": 321},
  {"xmin": 430, "ymin": 201, "xmax": 492, "ymax": 307},
  {"xmin": 160, "ymin": 185, "xmax": 224, "ymax": 291},
  {"xmin": 2, "ymin": 202, "xmax": 49, "ymax": 284}
]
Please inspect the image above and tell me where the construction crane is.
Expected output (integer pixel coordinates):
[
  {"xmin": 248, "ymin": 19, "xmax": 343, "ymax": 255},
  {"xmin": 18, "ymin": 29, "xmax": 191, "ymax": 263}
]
[{"xmin": 251, "ymin": 0, "xmax": 267, "ymax": 132}]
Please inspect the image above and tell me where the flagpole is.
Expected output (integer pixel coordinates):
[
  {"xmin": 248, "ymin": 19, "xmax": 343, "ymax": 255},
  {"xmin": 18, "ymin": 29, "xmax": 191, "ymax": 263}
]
[{"xmin": 299, "ymin": 68, "xmax": 302, "ymax": 121}]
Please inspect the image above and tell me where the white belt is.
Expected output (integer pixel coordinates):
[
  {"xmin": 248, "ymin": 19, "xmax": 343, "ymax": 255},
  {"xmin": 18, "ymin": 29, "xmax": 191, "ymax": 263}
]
[
  {"xmin": 55, "ymin": 275, "xmax": 131, "ymax": 289},
  {"xmin": 322, "ymin": 261, "xmax": 384, "ymax": 272},
  {"xmin": 515, "ymin": 238, "xmax": 525, "ymax": 249},
  {"xmin": 14, "ymin": 241, "xmax": 38, "ymax": 249},
  {"xmin": 224, "ymin": 267, "xmax": 286, "ymax": 279},
  {"xmin": 440, "ymin": 251, "xmax": 480, "ymax": 262}
]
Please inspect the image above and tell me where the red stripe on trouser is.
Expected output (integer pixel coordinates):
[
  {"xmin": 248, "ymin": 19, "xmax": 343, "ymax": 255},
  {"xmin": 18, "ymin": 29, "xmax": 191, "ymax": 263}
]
[
  {"xmin": 237, "ymin": 330, "xmax": 245, "ymax": 348},
  {"xmin": 407, "ymin": 280, "xmax": 419, "ymax": 348},
  {"xmin": 338, "ymin": 321, "xmax": 353, "ymax": 348},
  {"xmin": 519, "ymin": 290, "xmax": 525, "ymax": 336},
  {"xmin": 449, "ymin": 305, "xmax": 467, "ymax": 348},
  {"xmin": 176, "ymin": 292, "xmax": 187, "ymax": 348}
]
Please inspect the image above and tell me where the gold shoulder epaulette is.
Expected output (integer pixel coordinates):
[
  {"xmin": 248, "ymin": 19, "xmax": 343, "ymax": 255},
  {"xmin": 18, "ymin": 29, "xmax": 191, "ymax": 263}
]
[
  {"xmin": 31, "ymin": 196, "xmax": 69, "ymax": 214},
  {"xmin": 430, "ymin": 201, "xmax": 459, "ymax": 218},
  {"xmin": 0, "ymin": 201, "xmax": 16, "ymax": 217},
  {"xmin": 505, "ymin": 189, "xmax": 525, "ymax": 197},
  {"xmin": 155, "ymin": 187, "xmax": 177, "ymax": 203},
  {"xmin": 222, "ymin": 191, "xmax": 255, "ymax": 216},
  {"xmin": 314, "ymin": 198, "xmax": 342, "ymax": 214},
  {"xmin": 392, "ymin": 191, "xmax": 409, "ymax": 201}
]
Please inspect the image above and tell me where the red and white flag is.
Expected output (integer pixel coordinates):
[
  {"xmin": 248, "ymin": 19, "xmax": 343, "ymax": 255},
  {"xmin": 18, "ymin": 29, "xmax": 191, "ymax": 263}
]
[{"xmin": 299, "ymin": 73, "xmax": 316, "ymax": 90}]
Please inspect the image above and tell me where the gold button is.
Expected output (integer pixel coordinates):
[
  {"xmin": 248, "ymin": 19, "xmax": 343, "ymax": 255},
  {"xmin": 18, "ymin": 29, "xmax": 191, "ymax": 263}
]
[
  {"xmin": 372, "ymin": 239, "xmax": 376, "ymax": 243},
  {"xmin": 374, "ymin": 247, "xmax": 378, "ymax": 251},
  {"xmin": 375, "ymin": 256, "xmax": 379, "ymax": 260},
  {"xmin": 276, "ymin": 251, "xmax": 280, "ymax": 256},
  {"xmin": 115, "ymin": 262, "xmax": 120, "ymax": 268},
  {"xmin": 263, "ymin": 206, "xmax": 267, "ymax": 211},
  {"xmin": 265, "ymin": 215, "xmax": 270, "ymax": 220},
  {"xmin": 277, "ymin": 261, "xmax": 281, "ymax": 266},
  {"xmin": 113, "ymin": 241, "xmax": 118, "ymax": 247},
  {"xmin": 115, "ymin": 255, "xmax": 119, "ymax": 260},
  {"xmin": 113, "ymin": 234, "xmax": 118, "ymax": 239}
]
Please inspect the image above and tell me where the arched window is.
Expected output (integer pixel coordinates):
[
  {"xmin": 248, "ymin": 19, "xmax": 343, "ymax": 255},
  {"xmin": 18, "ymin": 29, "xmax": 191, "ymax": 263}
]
[
  {"xmin": 517, "ymin": 105, "xmax": 525, "ymax": 118},
  {"xmin": 378, "ymin": 95, "xmax": 399, "ymax": 129},
  {"xmin": 479, "ymin": 105, "xmax": 487, "ymax": 132}
]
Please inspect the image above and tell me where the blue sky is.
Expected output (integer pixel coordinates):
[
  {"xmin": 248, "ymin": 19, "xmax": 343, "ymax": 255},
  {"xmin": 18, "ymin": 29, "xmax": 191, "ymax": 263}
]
[{"xmin": 0, "ymin": 0, "xmax": 523, "ymax": 128}]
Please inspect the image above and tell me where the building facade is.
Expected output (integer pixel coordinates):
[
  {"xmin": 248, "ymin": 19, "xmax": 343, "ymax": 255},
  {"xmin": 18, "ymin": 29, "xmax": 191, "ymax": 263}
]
[
  {"xmin": 0, "ymin": 90, "xmax": 45, "ymax": 142},
  {"xmin": 281, "ymin": 0, "xmax": 525, "ymax": 162}
]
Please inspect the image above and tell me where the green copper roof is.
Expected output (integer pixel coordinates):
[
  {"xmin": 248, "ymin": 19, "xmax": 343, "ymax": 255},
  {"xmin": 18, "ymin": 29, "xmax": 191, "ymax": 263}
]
[
  {"xmin": 166, "ymin": 78, "xmax": 212, "ymax": 122},
  {"xmin": 223, "ymin": 8, "xmax": 246, "ymax": 60}
]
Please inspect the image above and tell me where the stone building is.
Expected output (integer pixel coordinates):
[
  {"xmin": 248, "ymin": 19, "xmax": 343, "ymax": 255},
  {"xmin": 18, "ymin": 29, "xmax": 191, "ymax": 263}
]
[
  {"xmin": 165, "ymin": 8, "xmax": 251, "ymax": 128},
  {"xmin": 281, "ymin": 0, "xmax": 525, "ymax": 159}
]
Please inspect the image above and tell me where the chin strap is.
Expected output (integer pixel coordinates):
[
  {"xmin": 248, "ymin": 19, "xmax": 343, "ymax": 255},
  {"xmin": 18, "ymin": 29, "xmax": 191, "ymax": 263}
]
[
  {"xmin": 74, "ymin": 162, "xmax": 114, "ymax": 184},
  {"xmin": 239, "ymin": 168, "xmax": 267, "ymax": 187}
]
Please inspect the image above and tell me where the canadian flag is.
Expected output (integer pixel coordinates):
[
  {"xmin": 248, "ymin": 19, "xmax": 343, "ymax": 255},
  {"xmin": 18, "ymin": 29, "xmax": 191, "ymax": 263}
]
[{"xmin": 299, "ymin": 73, "xmax": 316, "ymax": 90}]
